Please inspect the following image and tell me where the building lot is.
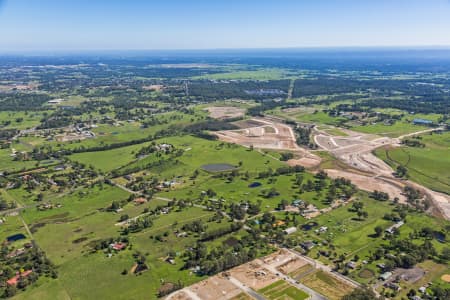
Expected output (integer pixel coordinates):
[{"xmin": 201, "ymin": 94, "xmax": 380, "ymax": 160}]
[
  {"xmin": 215, "ymin": 118, "xmax": 321, "ymax": 168},
  {"xmin": 299, "ymin": 270, "xmax": 354, "ymax": 300},
  {"xmin": 188, "ymin": 274, "xmax": 243, "ymax": 300},
  {"xmin": 229, "ymin": 260, "xmax": 279, "ymax": 291},
  {"xmin": 312, "ymin": 126, "xmax": 450, "ymax": 220},
  {"xmin": 168, "ymin": 249, "xmax": 356, "ymax": 300},
  {"xmin": 205, "ymin": 106, "xmax": 246, "ymax": 120},
  {"xmin": 258, "ymin": 280, "xmax": 309, "ymax": 300}
]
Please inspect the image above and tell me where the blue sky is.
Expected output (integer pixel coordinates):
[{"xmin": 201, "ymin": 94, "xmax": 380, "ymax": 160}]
[{"xmin": 0, "ymin": 0, "xmax": 450, "ymax": 51}]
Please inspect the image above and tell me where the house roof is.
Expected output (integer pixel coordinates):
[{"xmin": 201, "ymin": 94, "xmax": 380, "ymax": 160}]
[
  {"xmin": 133, "ymin": 197, "xmax": 147, "ymax": 204},
  {"xmin": 283, "ymin": 227, "xmax": 297, "ymax": 234},
  {"xmin": 111, "ymin": 242, "xmax": 127, "ymax": 251},
  {"xmin": 7, "ymin": 270, "xmax": 32, "ymax": 286}
]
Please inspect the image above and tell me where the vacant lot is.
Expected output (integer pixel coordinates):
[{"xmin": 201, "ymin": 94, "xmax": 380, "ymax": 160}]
[
  {"xmin": 205, "ymin": 106, "xmax": 246, "ymax": 119},
  {"xmin": 230, "ymin": 261, "xmax": 278, "ymax": 290},
  {"xmin": 188, "ymin": 274, "xmax": 242, "ymax": 300},
  {"xmin": 215, "ymin": 118, "xmax": 321, "ymax": 168},
  {"xmin": 259, "ymin": 280, "xmax": 309, "ymax": 300},
  {"xmin": 300, "ymin": 270, "xmax": 354, "ymax": 300}
]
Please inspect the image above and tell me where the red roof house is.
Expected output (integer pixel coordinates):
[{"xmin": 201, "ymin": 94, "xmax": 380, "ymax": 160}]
[
  {"xmin": 111, "ymin": 242, "xmax": 127, "ymax": 251},
  {"xmin": 7, "ymin": 270, "xmax": 32, "ymax": 286},
  {"xmin": 133, "ymin": 197, "xmax": 147, "ymax": 205}
]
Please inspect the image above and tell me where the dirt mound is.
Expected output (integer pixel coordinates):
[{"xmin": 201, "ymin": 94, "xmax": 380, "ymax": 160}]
[{"xmin": 287, "ymin": 157, "xmax": 321, "ymax": 168}]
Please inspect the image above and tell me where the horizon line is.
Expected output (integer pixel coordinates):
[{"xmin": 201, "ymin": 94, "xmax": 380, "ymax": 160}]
[{"xmin": 1, "ymin": 45, "xmax": 450, "ymax": 55}]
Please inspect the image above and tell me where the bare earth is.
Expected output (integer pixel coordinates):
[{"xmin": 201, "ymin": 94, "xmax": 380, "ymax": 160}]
[
  {"xmin": 215, "ymin": 117, "xmax": 450, "ymax": 219},
  {"xmin": 142, "ymin": 84, "xmax": 164, "ymax": 91},
  {"xmin": 205, "ymin": 106, "xmax": 246, "ymax": 120},
  {"xmin": 188, "ymin": 274, "xmax": 243, "ymax": 300},
  {"xmin": 441, "ymin": 274, "xmax": 450, "ymax": 283},
  {"xmin": 325, "ymin": 169, "xmax": 407, "ymax": 203},
  {"xmin": 277, "ymin": 257, "xmax": 309, "ymax": 275},
  {"xmin": 167, "ymin": 249, "xmax": 352, "ymax": 300},
  {"xmin": 214, "ymin": 118, "xmax": 321, "ymax": 168},
  {"xmin": 313, "ymin": 126, "xmax": 450, "ymax": 219},
  {"xmin": 229, "ymin": 260, "xmax": 279, "ymax": 290}
]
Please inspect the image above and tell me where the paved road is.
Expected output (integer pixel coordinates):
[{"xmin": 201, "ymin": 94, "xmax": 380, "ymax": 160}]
[{"xmin": 113, "ymin": 182, "xmax": 139, "ymax": 194}]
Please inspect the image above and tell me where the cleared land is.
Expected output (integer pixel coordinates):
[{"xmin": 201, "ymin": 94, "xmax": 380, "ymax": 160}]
[
  {"xmin": 258, "ymin": 280, "xmax": 309, "ymax": 300},
  {"xmin": 312, "ymin": 126, "xmax": 450, "ymax": 219},
  {"xmin": 205, "ymin": 106, "xmax": 246, "ymax": 120},
  {"xmin": 214, "ymin": 118, "xmax": 321, "ymax": 168},
  {"xmin": 300, "ymin": 270, "xmax": 354, "ymax": 300},
  {"xmin": 167, "ymin": 250, "xmax": 321, "ymax": 300}
]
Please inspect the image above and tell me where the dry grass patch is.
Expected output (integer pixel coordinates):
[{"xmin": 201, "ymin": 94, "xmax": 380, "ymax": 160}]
[{"xmin": 300, "ymin": 270, "xmax": 354, "ymax": 300}]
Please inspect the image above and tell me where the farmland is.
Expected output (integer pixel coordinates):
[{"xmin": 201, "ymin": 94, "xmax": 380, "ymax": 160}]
[
  {"xmin": 375, "ymin": 131, "xmax": 450, "ymax": 194},
  {"xmin": 0, "ymin": 52, "xmax": 449, "ymax": 300}
]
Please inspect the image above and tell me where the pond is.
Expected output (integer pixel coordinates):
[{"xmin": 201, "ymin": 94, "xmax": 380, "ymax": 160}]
[
  {"xmin": 201, "ymin": 163, "xmax": 237, "ymax": 172},
  {"xmin": 248, "ymin": 182, "xmax": 262, "ymax": 188},
  {"xmin": 7, "ymin": 233, "xmax": 26, "ymax": 242},
  {"xmin": 301, "ymin": 222, "xmax": 318, "ymax": 231},
  {"xmin": 434, "ymin": 231, "xmax": 446, "ymax": 243}
]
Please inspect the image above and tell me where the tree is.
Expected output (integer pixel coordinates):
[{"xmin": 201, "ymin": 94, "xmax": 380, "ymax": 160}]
[
  {"xmin": 351, "ymin": 202, "xmax": 364, "ymax": 211},
  {"xmin": 395, "ymin": 165, "xmax": 407, "ymax": 177},
  {"xmin": 280, "ymin": 152, "xmax": 294, "ymax": 161},
  {"xmin": 111, "ymin": 201, "xmax": 121, "ymax": 210},
  {"xmin": 441, "ymin": 247, "xmax": 450, "ymax": 261},
  {"xmin": 3, "ymin": 284, "xmax": 17, "ymax": 298},
  {"xmin": 357, "ymin": 210, "xmax": 368, "ymax": 220},
  {"xmin": 374, "ymin": 226, "xmax": 383, "ymax": 237}
]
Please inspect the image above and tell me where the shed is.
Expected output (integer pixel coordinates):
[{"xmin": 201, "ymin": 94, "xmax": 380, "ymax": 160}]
[
  {"xmin": 283, "ymin": 227, "xmax": 297, "ymax": 235},
  {"xmin": 379, "ymin": 272, "xmax": 392, "ymax": 281}
]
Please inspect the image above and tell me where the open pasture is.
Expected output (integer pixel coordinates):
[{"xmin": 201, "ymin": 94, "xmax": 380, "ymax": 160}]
[{"xmin": 375, "ymin": 131, "xmax": 450, "ymax": 194}]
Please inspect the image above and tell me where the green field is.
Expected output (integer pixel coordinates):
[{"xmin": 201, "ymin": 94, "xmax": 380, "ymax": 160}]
[
  {"xmin": 259, "ymin": 280, "xmax": 309, "ymax": 300},
  {"xmin": 0, "ymin": 111, "xmax": 50, "ymax": 130},
  {"xmin": 375, "ymin": 131, "xmax": 450, "ymax": 194},
  {"xmin": 290, "ymin": 192, "xmax": 450, "ymax": 284},
  {"xmin": 2, "ymin": 56, "xmax": 450, "ymax": 300},
  {"xmin": 194, "ymin": 67, "xmax": 296, "ymax": 80},
  {"xmin": 351, "ymin": 114, "xmax": 441, "ymax": 137},
  {"xmin": 69, "ymin": 141, "xmax": 153, "ymax": 172},
  {"xmin": 10, "ymin": 182, "xmax": 218, "ymax": 299}
]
